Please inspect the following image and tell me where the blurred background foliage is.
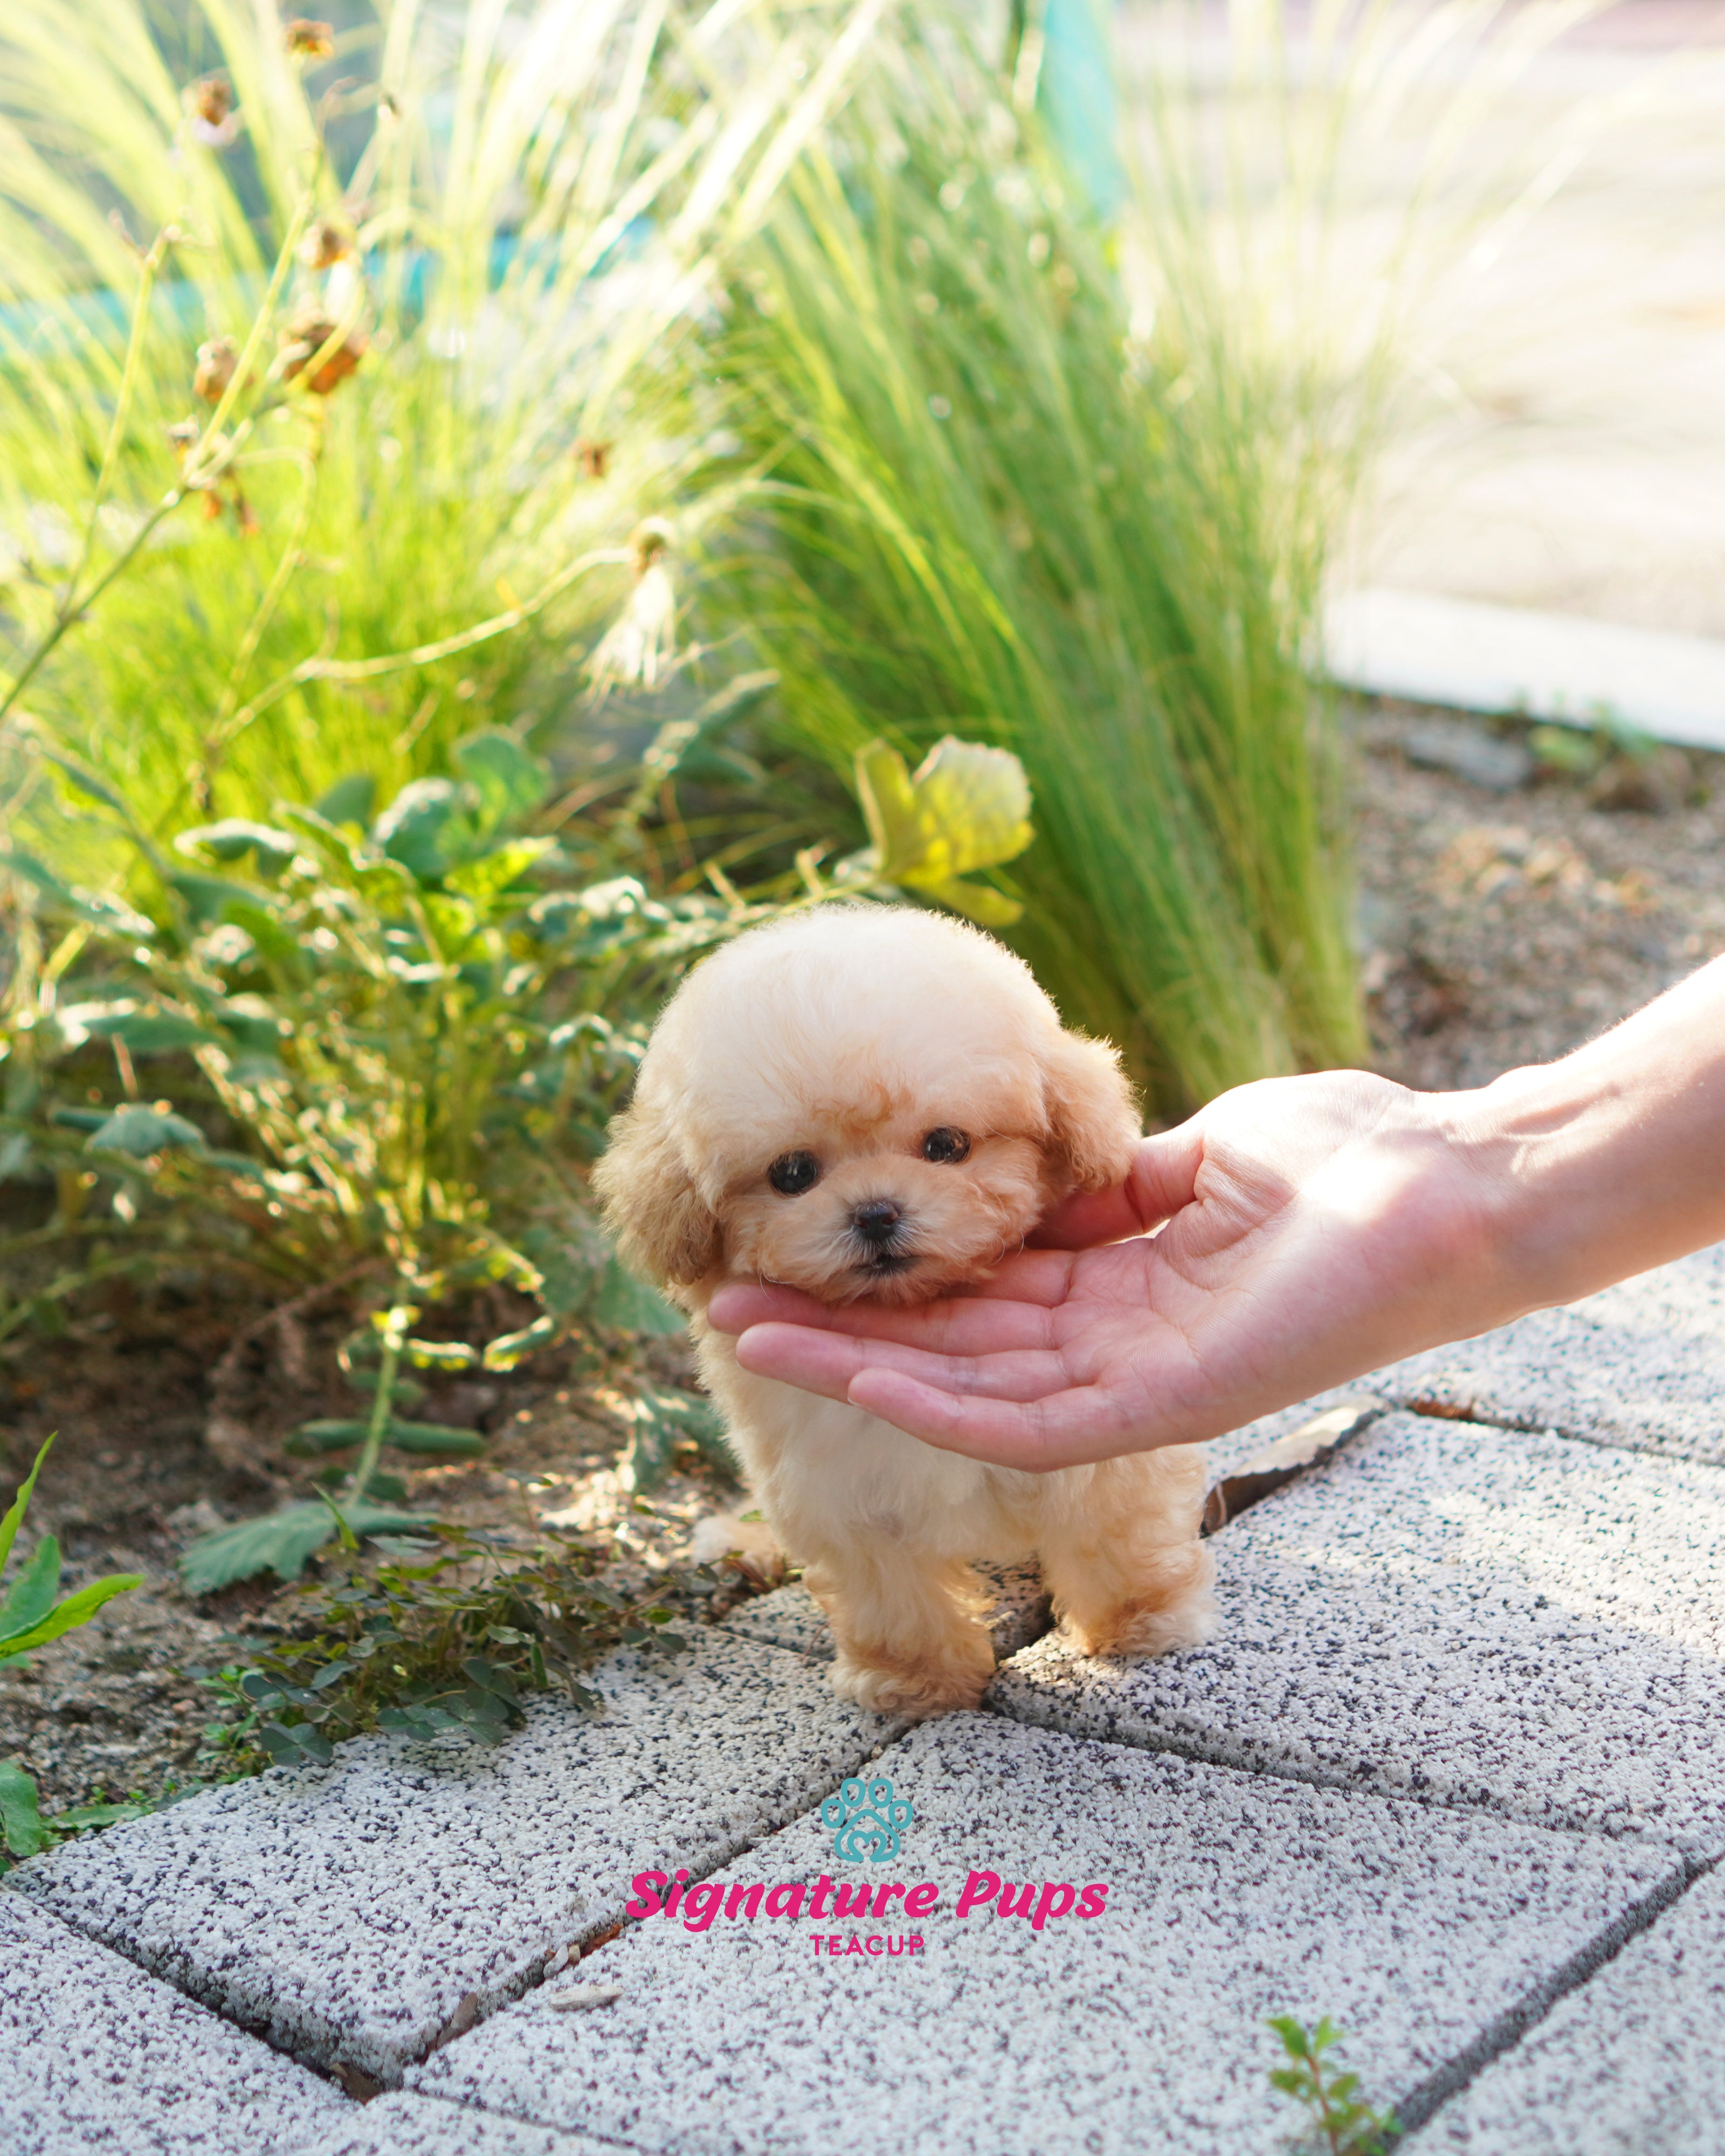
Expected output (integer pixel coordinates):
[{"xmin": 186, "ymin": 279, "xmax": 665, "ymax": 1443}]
[{"xmin": 0, "ymin": 0, "xmax": 1587, "ymax": 1406}]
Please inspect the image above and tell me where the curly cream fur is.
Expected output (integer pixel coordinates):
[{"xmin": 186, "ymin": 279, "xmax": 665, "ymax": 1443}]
[{"xmin": 594, "ymin": 905, "xmax": 1215, "ymax": 1716}]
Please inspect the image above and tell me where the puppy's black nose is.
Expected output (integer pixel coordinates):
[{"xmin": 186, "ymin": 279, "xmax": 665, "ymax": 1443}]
[{"xmin": 852, "ymin": 1198, "xmax": 903, "ymax": 1246}]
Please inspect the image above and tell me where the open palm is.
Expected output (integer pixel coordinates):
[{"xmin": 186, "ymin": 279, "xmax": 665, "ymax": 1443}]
[{"xmin": 707, "ymin": 1069, "xmax": 1495, "ymax": 1470}]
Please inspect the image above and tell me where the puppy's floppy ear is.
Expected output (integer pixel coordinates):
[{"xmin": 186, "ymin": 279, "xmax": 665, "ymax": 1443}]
[
  {"xmin": 592, "ymin": 1091, "xmax": 721, "ymax": 1287},
  {"xmin": 1040, "ymin": 1027, "xmax": 1141, "ymax": 1193}
]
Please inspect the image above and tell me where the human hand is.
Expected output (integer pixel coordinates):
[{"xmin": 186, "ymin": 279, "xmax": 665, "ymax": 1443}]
[{"xmin": 706, "ymin": 1069, "xmax": 1503, "ymax": 1470}]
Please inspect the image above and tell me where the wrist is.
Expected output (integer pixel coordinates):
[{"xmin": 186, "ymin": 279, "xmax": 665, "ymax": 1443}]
[{"xmin": 1431, "ymin": 973, "xmax": 1725, "ymax": 1319}]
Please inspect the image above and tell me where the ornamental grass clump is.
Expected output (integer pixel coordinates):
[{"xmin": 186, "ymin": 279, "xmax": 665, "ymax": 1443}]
[
  {"xmin": 715, "ymin": 19, "xmax": 1365, "ymax": 1111},
  {"xmin": 0, "ymin": 0, "xmax": 877, "ymax": 856}
]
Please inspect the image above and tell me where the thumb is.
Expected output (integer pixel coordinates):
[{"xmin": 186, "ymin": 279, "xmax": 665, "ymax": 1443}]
[{"xmin": 1030, "ymin": 1121, "xmax": 1206, "ymax": 1250}]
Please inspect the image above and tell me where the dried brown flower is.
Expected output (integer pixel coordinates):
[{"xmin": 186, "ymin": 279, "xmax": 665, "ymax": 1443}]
[
  {"xmin": 186, "ymin": 75, "xmax": 240, "ymax": 147},
  {"xmin": 278, "ymin": 303, "xmax": 367, "ymax": 395},
  {"xmin": 299, "ymin": 217, "xmax": 356, "ymax": 271},
  {"xmin": 285, "ymin": 18, "xmax": 335, "ymax": 60},
  {"xmin": 629, "ymin": 517, "xmax": 672, "ymax": 574},
  {"xmin": 572, "ymin": 437, "xmax": 613, "ymax": 481},
  {"xmin": 193, "ymin": 336, "xmax": 239, "ymax": 404}
]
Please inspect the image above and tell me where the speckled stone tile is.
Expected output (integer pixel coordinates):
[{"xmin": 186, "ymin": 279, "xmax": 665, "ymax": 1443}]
[
  {"xmin": 721, "ymin": 1559, "xmax": 1051, "ymax": 1663},
  {"xmin": 0, "ymin": 1892, "xmax": 350, "ymax": 2156},
  {"xmin": 1416, "ymin": 1868, "xmax": 1725, "ymax": 2155},
  {"xmin": 1380, "ymin": 1242, "xmax": 1725, "ymax": 1462},
  {"xmin": 9, "ymin": 1637, "xmax": 900, "ymax": 2087},
  {"xmin": 991, "ymin": 1412, "xmax": 1725, "ymax": 1853},
  {"xmin": 305, "ymin": 2091, "xmax": 626, "ymax": 2156},
  {"xmin": 1199, "ymin": 1390, "xmax": 1389, "ymax": 1488},
  {"xmin": 409, "ymin": 1715, "xmax": 1678, "ymax": 2156}
]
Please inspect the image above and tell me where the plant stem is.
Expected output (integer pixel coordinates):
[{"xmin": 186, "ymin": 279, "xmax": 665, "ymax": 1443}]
[{"xmin": 346, "ymin": 1300, "xmax": 412, "ymax": 1504}]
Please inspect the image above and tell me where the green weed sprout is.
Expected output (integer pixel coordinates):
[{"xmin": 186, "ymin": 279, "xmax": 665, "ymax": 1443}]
[
  {"xmin": 1, "ymin": 1435, "xmax": 142, "ymax": 1671},
  {"xmin": 1267, "ymin": 2015, "xmax": 1397, "ymax": 2156},
  {"xmin": 197, "ymin": 1524, "xmax": 719, "ymax": 1775},
  {"xmin": 1, "ymin": 1433, "xmax": 146, "ymax": 1864}
]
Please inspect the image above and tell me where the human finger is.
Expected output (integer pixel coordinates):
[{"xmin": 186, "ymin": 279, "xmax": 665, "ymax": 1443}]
[
  {"xmin": 842, "ymin": 1367, "xmax": 1139, "ymax": 1471},
  {"xmin": 1029, "ymin": 1123, "xmax": 1206, "ymax": 1250},
  {"xmin": 733, "ymin": 1321, "xmax": 1074, "ymax": 1402},
  {"xmin": 706, "ymin": 1282, "xmax": 830, "ymax": 1334},
  {"xmin": 743, "ymin": 1325, "xmax": 1080, "ymax": 1401}
]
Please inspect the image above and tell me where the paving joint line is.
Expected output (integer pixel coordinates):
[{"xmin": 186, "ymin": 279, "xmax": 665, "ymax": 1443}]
[
  {"xmin": 1392, "ymin": 1851, "xmax": 1717, "ymax": 2144},
  {"xmin": 1, "ymin": 1876, "xmax": 374, "ymax": 2117},
  {"xmin": 398, "ymin": 1716, "xmax": 914, "ymax": 2079},
  {"xmin": 399, "ymin": 2085, "xmax": 660, "ymax": 2154}
]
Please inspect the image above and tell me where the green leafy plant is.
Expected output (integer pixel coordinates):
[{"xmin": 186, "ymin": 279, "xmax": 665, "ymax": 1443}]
[
  {"xmin": 197, "ymin": 1523, "xmax": 718, "ymax": 1774},
  {"xmin": 1268, "ymin": 2015, "xmax": 1397, "ymax": 2156},
  {"xmin": 1, "ymin": 1432, "xmax": 146, "ymax": 1865},
  {"xmin": 0, "ymin": 0, "xmax": 882, "ymax": 846},
  {"xmin": 2, "ymin": 716, "xmax": 1030, "ymax": 1582},
  {"xmin": 0, "ymin": 1759, "xmax": 150, "ymax": 1867},
  {"xmin": 2, "ymin": 1435, "xmax": 142, "ymax": 1670}
]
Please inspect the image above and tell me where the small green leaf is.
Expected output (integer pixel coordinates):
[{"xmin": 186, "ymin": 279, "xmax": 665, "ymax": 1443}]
[
  {"xmin": 374, "ymin": 778, "xmax": 471, "ymax": 881},
  {"xmin": 170, "ymin": 872, "xmax": 260, "ymax": 924},
  {"xmin": 174, "ymin": 820, "xmax": 299, "ymax": 874},
  {"xmin": 85, "ymin": 1011, "xmax": 218, "ymax": 1055},
  {"xmin": 86, "ymin": 1105, "xmax": 206, "ymax": 1157},
  {"xmin": 384, "ymin": 1421, "xmax": 487, "ymax": 1457},
  {"xmin": 178, "ymin": 1501, "xmax": 431, "ymax": 1593},
  {"xmin": 454, "ymin": 728, "xmax": 551, "ymax": 830},
  {"xmin": 591, "ymin": 1257, "xmax": 686, "ymax": 1336},
  {"xmin": 461, "ymin": 1656, "xmax": 519, "ymax": 1702},
  {"xmin": 315, "ymin": 773, "xmax": 377, "ymax": 828},
  {"xmin": 0, "ymin": 850, "xmax": 155, "ymax": 938},
  {"xmin": 0, "ymin": 1533, "xmax": 62, "ymax": 1640},
  {"xmin": 0, "ymin": 1571, "xmax": 144, "ymax": 1659},
  {"xmin": 402, "ymin": 1339, "xmax": 479, "ymax": 1371},
  {"xmin": 854, "ymin": 735, "xmax": 1032, "ymax": 891},
  {"xmin": 0, "ymin": 1433, "xmax": 54, "ymax": 1578},
  {"xmin": 285, "ymin": 1420, "xmax": 370, "ymax": 1456},
  {"xmin": 257, "ymin": 1721, "xmax": 335, "ymax": 1768},
  {"xmin": 446, "ymin": 838, "xmax": 557, "ymax": 906},
  {"xmin": 481, "ymin": 1315, "xmax": 556, "ymax": 1372},
  {"xmin": 50, "ymin": 1800, "xmax": 149, "ymax": 1832},
  {"xmin": 0, "ymin": 1758, "xmax": 51, "ymax": 1858},
  {"xmin": 911, "ymin": 874, "xmax": 1023, "ymax": 928}
]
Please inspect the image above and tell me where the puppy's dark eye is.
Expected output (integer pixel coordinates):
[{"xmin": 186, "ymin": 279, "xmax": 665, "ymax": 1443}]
[
  {"xmin": 922, "ymin": 1127, "xmax": 971, "ymax": 1164},
  {"xmin": 768, "ymin": 1151, "xmax": 821, "ymax": 1196}
]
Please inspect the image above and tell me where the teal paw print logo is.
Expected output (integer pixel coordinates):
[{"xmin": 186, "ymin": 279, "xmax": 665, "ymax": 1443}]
[{"xmin": 822, "ymin": 1775, "xmax": 913, "ymax": 1863}]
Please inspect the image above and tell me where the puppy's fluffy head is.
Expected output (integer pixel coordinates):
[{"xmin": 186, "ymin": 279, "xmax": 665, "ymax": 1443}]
[{"xmin": 594, "ymin": 906, "xmax": 1138, "ymax": 1307}]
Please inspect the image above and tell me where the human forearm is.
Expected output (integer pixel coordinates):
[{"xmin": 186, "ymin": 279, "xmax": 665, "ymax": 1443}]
[{"xmin": 1453, "ymin": 955, "xmax": 1725, "ymax": 1320}]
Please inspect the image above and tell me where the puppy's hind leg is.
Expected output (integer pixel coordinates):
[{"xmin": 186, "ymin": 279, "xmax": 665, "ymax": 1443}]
[
  {"xmin": 1039, "ymin": 1448, "xmax": 1217, "ymax": 1660},
  {"xmin": 803, "ymin": 1546, "xmax": 996, "ymax": 1720}
]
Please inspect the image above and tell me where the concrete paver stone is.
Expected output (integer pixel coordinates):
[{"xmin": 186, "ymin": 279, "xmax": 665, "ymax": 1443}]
[
  {"xmin": 1378, "ymin": 1245, "xmax": 1725, "ymax": 1462},
  {"xmin": 305, "ymin": 2091, "xmax": 628, "ymax": 2156},
  {"xmin": 8, "ymin": 1636, "xmax": 901, "ymax": 2085},
  {"xmin": 1414, "ymin": 1865, "xmax": 1725, "ymax": 2155},
  {"xmin": 408, "ymin": 1713, "xmax": 1678, "ymax": 2156},
  {"xmin": 992, "ymin": 1411, "xmax": 1725, "ymax": 1853},
  {"xmin": 0, "ymin": 1892, "xmax": 350, "ymax": 2156}
]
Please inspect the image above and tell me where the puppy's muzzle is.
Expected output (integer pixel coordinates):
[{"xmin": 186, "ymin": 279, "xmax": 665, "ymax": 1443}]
[{"xmin": 851, "ymin": 1198, "xmax": 917, "ymax": 1275}]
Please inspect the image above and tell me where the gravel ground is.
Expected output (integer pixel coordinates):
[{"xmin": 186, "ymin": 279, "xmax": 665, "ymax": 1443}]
[
  {"xmin": 1356, "ymin": 702, "xmax": 1725, "ymax": 1088},
  {"xmin": 5, "ymin": 699, "xmax": 1724, "ymax": 1818}
]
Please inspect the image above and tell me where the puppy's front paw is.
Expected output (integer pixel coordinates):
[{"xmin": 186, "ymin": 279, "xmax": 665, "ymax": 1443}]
[
  {"xmin": 687, "ymin": 1509, "xmax": 781, "ymax": 1567},
  {"xmin": 1069, "ymin": 1586, "xmax": 1219, "ymax": 1660},
  {"xmin": 830, "ymin": 1652, "xmax": 991, "ymax": 1721}
]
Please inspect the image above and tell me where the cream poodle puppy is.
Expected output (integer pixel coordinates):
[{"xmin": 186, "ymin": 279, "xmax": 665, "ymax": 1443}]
[{"xmin": 594, "ymin": 904, "xmax": 1215, "ymax": 1717}]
